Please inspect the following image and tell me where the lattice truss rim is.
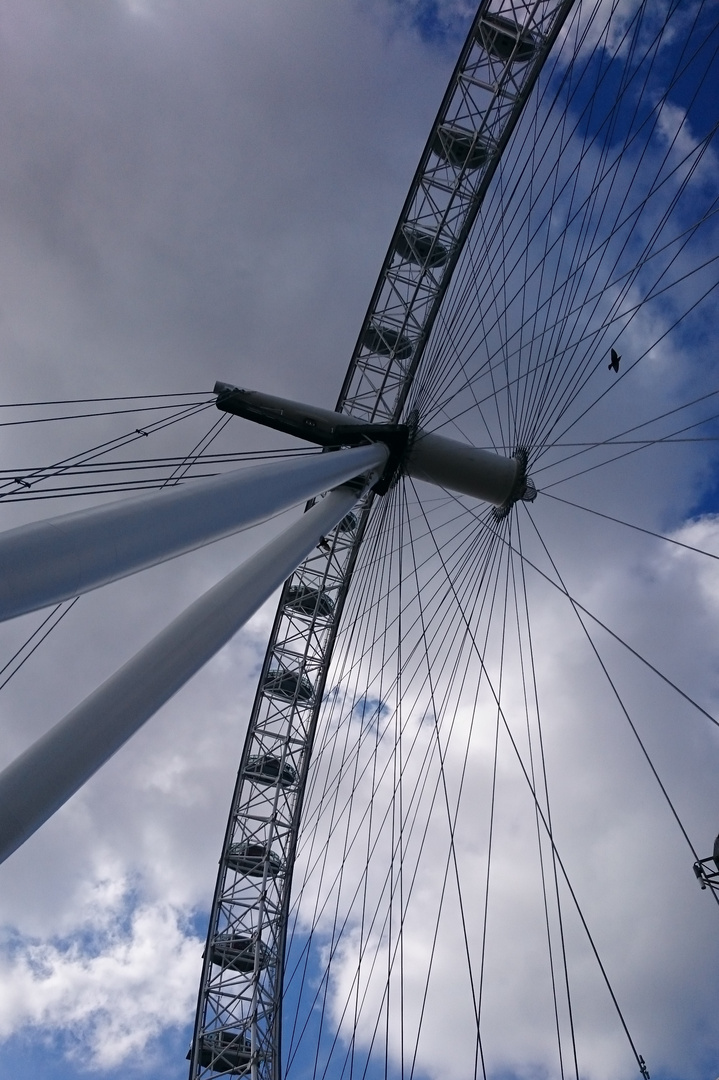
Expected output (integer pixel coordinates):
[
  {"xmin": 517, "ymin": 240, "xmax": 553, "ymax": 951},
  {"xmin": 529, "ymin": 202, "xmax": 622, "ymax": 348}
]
[{"xmin": 188, "ymin": 3, "xmax": 579, "ymax": 1078}]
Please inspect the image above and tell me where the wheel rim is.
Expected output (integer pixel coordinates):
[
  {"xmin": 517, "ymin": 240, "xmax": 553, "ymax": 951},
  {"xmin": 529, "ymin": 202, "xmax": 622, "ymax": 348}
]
[{"xmin": 190, "ymin": 2, "xmax": 719, "ymax": 1080}]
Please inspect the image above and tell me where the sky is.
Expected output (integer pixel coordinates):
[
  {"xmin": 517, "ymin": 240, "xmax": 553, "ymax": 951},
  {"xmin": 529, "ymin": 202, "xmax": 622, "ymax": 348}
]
[{"xmin": 0, "ymin": 2, "xmax": 718, "ymax": 1080}]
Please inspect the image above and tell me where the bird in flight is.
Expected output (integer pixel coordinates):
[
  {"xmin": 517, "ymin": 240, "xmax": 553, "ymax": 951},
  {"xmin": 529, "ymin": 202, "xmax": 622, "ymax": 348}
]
[{"xmin": 608, "ymin": 348, "xmax": 621, "ymax": 372}]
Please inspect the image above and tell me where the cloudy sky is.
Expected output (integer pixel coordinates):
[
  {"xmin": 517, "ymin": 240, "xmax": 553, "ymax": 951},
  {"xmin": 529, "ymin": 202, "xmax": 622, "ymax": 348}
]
[{"xmin": 0, "ymin": 2, "xmax": 718, "ymax": 1080}]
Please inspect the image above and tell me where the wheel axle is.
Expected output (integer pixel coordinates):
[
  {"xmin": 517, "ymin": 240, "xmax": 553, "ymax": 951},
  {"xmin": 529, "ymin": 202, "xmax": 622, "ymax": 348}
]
[{"xmin": 215, "ymin": 382, "xmax": 537, "ymax": 508}]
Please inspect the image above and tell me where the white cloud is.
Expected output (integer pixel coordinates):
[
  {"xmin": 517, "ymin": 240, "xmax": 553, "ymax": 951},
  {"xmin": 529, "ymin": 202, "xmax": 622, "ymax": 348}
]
[{"xmin": 0, "ymin": 894, "xmax": 201, "ymax": 1069}]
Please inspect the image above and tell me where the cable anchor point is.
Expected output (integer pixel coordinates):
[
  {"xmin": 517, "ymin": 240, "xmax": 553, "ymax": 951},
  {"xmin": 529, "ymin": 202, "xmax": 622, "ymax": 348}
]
[{"xmin": 492, "ymin": 447, "xmax": 537, "ymax": 521}]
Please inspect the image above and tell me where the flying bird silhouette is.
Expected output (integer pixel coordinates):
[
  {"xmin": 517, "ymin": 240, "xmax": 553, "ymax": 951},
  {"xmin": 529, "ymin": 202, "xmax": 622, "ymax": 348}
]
[{"xmin": 608, "ymin": 348, "xmax": 621, "ymax": 372}]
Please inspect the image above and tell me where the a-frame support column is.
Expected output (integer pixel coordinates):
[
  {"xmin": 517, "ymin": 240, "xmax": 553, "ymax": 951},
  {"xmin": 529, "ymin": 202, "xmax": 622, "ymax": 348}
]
[{"xmin": 0, "ymin": 478, "xmax": 377, "ymax": 866}]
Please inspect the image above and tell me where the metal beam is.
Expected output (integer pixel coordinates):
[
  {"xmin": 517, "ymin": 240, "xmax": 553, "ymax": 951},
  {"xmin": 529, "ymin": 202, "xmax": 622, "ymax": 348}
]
[
  {"xmin": 213, "ymin": 384, "xmax": 532, "ymax": 505},
  {"xmin": 0, "ymin": 442, "xmax": 388, "ymax": 623},
  {"xmin": 0, "ymin": 481, "xmax": 374, "ymax": 866},
  {"xmin": 407, "ymin": 429, "xmax": 519, "ymax": 504}
]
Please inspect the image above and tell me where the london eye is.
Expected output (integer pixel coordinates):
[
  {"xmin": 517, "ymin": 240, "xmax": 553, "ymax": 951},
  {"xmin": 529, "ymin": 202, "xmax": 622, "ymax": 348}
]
[{"xmin": 0, "ymin": 3, "xmax": 718, "ymax": 1080}]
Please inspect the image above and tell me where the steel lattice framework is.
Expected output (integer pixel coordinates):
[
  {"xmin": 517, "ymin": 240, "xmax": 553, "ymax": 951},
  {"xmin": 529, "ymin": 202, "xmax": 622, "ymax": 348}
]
[{"xmin": 189, "ymin": 2, "xmax": 577, "ymax": 1078}]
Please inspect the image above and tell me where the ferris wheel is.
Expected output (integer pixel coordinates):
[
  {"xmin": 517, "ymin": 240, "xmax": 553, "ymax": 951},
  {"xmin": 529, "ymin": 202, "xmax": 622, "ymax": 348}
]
[{"xmin": 0, "ymin": 1, "xmax": 718, "ymax": 1079}]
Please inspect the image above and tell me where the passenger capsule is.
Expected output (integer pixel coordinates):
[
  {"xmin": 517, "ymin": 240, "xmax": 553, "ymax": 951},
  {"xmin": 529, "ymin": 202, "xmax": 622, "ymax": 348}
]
[
  {"xmin": 226, "ymin": 841, "xmax": 284, "ymax": 877},
  {"xmin": 263, "ymin": 668, "xmax": 314, "ymax": 704},
  {"xmin": 395, "ymin": 227, "xmax": 449, "ymax": 268},
  {"xmin": 245, "ymin": 753, "xmax": 298, "ymax": 787},
  {"xmin": 362, "ymin": 324, "xmax": 413, "ymax": 360},
  {"xmin": 194, "ymin": 1031, "xmax": 252, "ymax": 1072},
  {"xmin": 286, "ymin": 584, "xmax": 335, "ymax": 619},
  {"xmin": 477, "ymin": 13, "xmax": 537, "ymax": 62},
  {"xmin": 432, "ymin": 126, "xmax": 492, "ymax": 171},
  {"xmin": 211, "ymin": 934, "xmax": 271, "ymax": 972}
]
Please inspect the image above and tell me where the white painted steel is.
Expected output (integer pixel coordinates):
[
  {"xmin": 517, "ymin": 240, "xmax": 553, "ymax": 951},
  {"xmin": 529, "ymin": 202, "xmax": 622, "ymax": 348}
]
[
  {"xmin": 405, "ymin": 429, "xmax": 519, "ymax": 505},
  {"xmin": 0, "ymin": 442, "xmax": 388, "ymax": 624},
  {"xmin": 0, "ymin": 481, "xmax": 372, "ymax": 866},
  {"xmin": 215, "ymin": 385, "xmax": 523, "ymax": 506},
  {"xmin": 214, "ymin": 384, "xmax": 368, "ymax": 440}
]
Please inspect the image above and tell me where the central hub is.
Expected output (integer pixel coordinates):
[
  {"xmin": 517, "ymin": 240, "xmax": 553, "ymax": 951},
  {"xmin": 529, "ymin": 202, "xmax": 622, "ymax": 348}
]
[{"xmin": 214, "ymin": 382, "xmax": 536, "ymax": 510}]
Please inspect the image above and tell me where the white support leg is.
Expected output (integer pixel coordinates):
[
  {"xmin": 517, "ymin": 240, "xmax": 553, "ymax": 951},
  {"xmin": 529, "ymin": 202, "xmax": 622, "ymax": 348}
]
[
  {"xmin": 0, "ymin": 481, "xmax": 369, "ymax": 866},
  {"xmin": 0, "ymin": 442, "xmax": 388, "ymax": 623}
]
